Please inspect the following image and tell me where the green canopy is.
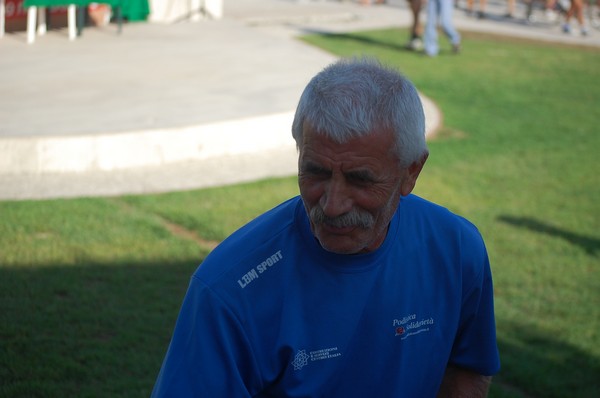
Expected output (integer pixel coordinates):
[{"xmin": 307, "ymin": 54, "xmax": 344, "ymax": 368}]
[{"xmin": 23, "ymin": 0, "xmax": 150, "ymax": 21}]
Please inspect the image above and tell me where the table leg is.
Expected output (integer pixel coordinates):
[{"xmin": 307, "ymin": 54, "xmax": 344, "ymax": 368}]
[
  {"xmin": 27, "ymin": 6, "xmax": 37, "ymax": 44},
  {"xmin": 0, "ymin": 0, "xmax": 5, "ymax": 38},
  {"xmin": 116, "ymin": 5, "xmax": 122, "ymax": 34},
  {"xmin": 37, "ymin": 7, "xmax": 47, "ymax": 35},
  {"xmin": 76, "ymin": 5, "xmax": 84, "ymax": 36},
  {"xmin": 68, "ymin": 4, "xmax": 76, "ymax": 40}
]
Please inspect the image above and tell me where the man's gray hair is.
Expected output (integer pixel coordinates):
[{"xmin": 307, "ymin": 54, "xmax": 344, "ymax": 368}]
[{"xmin": 291, "ymin": 57, "xmax": 427, "ymax": 168}]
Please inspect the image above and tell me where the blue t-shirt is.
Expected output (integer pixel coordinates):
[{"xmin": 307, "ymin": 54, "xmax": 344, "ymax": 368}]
[{"xmin": 152, "ymin": 195, "xmax": 500, "ymax": 397}]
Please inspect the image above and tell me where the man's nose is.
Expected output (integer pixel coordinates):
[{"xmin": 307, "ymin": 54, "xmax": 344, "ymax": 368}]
[{"xmin": 319, "ymin": 179, "xmax": 352, "ymax": 218}]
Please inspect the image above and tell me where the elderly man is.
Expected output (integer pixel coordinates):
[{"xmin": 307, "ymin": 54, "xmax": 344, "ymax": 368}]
[{"xmin": 151, "ymin": 57, "xmax": 500, "ymax": 397}]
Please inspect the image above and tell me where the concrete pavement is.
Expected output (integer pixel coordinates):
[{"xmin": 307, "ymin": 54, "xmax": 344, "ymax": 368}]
[{"xmin": 1, "ymin": 0, "xmax": 598, "ymax": 200}]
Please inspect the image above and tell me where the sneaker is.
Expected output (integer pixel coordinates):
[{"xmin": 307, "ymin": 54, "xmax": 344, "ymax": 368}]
[
  {"xmin": 562, "ymin": 23, "xmax": 571, "ymax": 34},
  {"xmin": 406, "ymin": 37, "xmax": 424, "ymax": 51},
  {"xmin": 546, "ymin": 9, "xmax": 557, "ymax": 22},
  {"xmin": 581, "ymin": 27, "xmax": 589, "ymax": 36},
  {"xmin": 477, "ymin": 11, "xmax": 486, "ymax": 19},
  {"xmin": 452, "ymin": 43, "xmax": 461, "ymax": 54}
]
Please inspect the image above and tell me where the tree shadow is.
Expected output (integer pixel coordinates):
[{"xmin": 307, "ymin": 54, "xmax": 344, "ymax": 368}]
[{"xmin": 497, "ymin": 215, "xmax": 599, "ymax": 256}]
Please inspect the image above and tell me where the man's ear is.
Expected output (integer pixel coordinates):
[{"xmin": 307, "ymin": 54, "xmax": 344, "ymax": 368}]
[{"xmin": 400, "ymin": 151, "xmax": 429, "ymax": 197}]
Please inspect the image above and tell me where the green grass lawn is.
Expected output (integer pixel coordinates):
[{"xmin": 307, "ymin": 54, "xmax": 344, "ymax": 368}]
[{"xmin": 1, "ymin": 29, "xmax": 599, "ymax": 397}]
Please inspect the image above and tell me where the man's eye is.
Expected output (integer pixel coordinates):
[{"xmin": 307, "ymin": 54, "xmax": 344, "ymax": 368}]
[{"xmin": 347, "ymin": 172, "xmax": 374, "ymax": 185}]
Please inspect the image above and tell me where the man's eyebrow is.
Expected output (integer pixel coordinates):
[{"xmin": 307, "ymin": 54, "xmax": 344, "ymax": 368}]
[
  {"xmin": 345, "ymin": 169, "xmax": 376, "ymax": 182},
  {"xmin": 301, "ymin": 162, "xmax": 376, "ymax": 181},
  {"xmin": 300, "ymin": 161, "xmax": 331, "ymax": 175}
]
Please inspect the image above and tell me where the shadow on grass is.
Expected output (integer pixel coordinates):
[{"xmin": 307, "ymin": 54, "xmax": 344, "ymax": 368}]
[
  {"xmin": 300, "ymin": 28, "xmax": 414, "ymax": 54},
  {"xmin": 498, "ymin": 215, "xmax": 599, "ymax": 256},
  {"xmin": 0, "ymin": 259, "xmax": 200, "ymax": 398},
  {"xmin": 495, "ymin": 321, "xmax": 600, "ymax": 398},
  {"xmin": 2, "ymin": 258, "xmax": 599, "ymax": 398}
]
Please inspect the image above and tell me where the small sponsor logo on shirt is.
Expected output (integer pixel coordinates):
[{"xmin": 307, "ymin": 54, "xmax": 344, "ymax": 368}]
[
  {"xmin": 393, "ymin": 313, "xmax": 434, "ymax": 340},
  {"xmin": 291, "ymin": 347, "xmax": 341, "ymax": 371},
  {"xmin": 291, "ymin": 350, "xmax": 310, "ymax": 370}
]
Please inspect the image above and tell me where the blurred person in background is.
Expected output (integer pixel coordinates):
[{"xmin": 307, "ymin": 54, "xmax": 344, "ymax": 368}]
[
  {"xmin": 424, "ymin": 0, "xmax": 461, "ymax": 56},
  {"xmin": 562, "ymin": 0, "xmax": 589, "ymax": 35},
  {"xmin": 466, "ymin": 0, "xmax": 487, "ymax": 18},
  {"xmin": 405, "ymin": 0, "xmax": 426, "ymax": 51}
]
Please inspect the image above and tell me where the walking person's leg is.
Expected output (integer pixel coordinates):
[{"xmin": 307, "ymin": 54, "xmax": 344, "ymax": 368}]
[
  {"xmin": 424, "ymin": 0, "xmax": 441, "ymax": 55},
  {"xmin": 406, "ymin": 0, "xmax": 424, "ymax": 50},
  {"xmin": 572, "ymin": 0, "xmax": 588, "ymax": 34},
  {"xmin": 439, "ymin": 0, "xmax": 461, "ymax": 52}
]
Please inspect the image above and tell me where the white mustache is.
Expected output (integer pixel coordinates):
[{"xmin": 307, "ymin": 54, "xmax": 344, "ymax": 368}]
[{"xmin": 310, "ymin": 206, "xmax": 375, "ymax": 229}]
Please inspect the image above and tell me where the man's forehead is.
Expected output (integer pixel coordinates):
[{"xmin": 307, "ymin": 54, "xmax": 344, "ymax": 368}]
[
  {"xmin": 302, "ymin": 124, "xmax": 395, "ymax": 151},
  {"xmin": 300, "ymin": 129, "xmax": 398, "ymax": 170}
]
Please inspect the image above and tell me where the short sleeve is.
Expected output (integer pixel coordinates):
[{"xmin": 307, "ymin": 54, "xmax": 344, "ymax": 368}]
[
  {"xmin": 449, "ymin": 234, "xmax": 501, "ymax": 376},
  {"xmin": 151, "ymin": 277, "xmax": 262, "ymax": 397}
]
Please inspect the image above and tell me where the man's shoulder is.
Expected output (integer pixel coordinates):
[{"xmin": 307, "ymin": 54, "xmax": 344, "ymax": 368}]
[
  {"xmin": 192, "ymin": 196, "xmax": 302, "ymax": 284},
  {"xmin": 222, "ymin": 195, "xmax": 301, "ymax": 248},
  {"xmin": 404, "ymin": 193, "xmax": 475, "ymax": 221},
  {"xmin": 401, "ymin": 194, "xmax": 483, "ymax": 243},
  {"xmin": 402, "ymin": 195, "xmax": 489, "ymax": 287}
]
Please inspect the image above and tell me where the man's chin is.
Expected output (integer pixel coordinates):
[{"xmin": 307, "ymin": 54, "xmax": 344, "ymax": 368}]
[{"xmin": 315, "ymin": 232, "xmax": 364, "ymax": 255}]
